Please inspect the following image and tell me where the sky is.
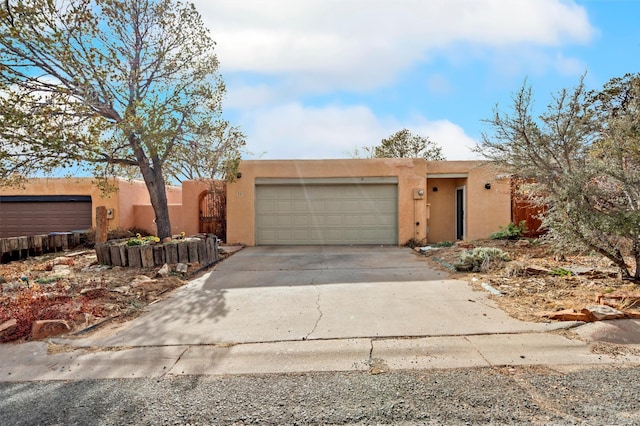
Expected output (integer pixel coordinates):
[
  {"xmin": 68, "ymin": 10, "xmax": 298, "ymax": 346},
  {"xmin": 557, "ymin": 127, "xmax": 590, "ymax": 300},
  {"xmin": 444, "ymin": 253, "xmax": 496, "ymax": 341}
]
[{"xmin": 190, "ymin": 0, "xmax": 640, "ymax": 161}]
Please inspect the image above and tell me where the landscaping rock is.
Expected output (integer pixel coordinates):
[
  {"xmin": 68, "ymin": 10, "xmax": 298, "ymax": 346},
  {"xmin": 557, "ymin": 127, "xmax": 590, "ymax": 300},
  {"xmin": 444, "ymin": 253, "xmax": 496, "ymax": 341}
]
[
  {"xmin": 80, "ymin": 287, "xmax": 108, "ymax": 298},
  {"xmin": 131, "ymin": 279, "xmax": 165, "ymax": 292},
  {"xmin": 0, "ymin": 318, "xmax": 17, "ymax": 339},
  {"xmin": 31, "ymin": 319, "xmax": 70, "ymax": 340},
  {"xmin": 1, "ymin": 281, "xmax": 23, "ymax": 292},
  {"xmin": 537, "ymin": 309, "xmax": 591, "ymax": 322},
  {"xmin": 525, "ymin": 265, "xmax": 550, "ymax": 275},
  {"xmin": 581, "ymin": 305, "xmax": 626, "ymax": 321},
  {"xmin": 131, "ymin": 275, "xmax": 153, "ymax": 286},
  {"xmin": 514, "ymin": 239, "xmax": 530, "ymax": 248},
  {"xmin": 176, "ymin": 263, "xmax": 188, "ymax": 274},
  {"xmin": 156, "ymin": 263, "xmax": 170, "ymax": 278}
]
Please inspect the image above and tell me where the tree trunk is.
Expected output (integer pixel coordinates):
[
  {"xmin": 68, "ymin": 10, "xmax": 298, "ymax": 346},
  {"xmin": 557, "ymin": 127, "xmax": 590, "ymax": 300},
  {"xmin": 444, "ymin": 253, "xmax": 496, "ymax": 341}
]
[
  {"xmin": 131, "ymin": 134, "xmax": 172, "ymax": 240},
  {"xmin": 142, "ymin": 166, "xmax": 172, "ymax": 240}
]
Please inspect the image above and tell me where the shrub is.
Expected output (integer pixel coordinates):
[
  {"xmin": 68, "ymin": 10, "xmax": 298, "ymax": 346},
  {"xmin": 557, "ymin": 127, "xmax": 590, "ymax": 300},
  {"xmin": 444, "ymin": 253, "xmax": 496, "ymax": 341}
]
[
  {"xmin": 489, "ymin": 221, "xmax": 527, "ymax": 240},
  {"xmin": 404, "ymin": 238, "xmax": 427, "ymax": 249},
  {"xmin": 454, "ymin": 247, "xmax": 511, "ymax": 272}
]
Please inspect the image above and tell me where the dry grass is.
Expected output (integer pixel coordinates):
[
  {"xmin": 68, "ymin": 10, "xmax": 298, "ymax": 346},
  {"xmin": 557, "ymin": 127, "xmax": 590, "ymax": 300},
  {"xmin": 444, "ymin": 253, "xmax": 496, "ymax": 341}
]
[{"xmin": 421, "ymin": 239, "xmax": 637, "ymax": 322}]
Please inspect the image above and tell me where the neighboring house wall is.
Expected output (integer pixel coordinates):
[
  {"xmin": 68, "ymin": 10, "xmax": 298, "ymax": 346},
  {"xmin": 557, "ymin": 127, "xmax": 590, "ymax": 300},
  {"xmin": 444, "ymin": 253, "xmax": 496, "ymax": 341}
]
[
  {"xmin": 0, "ymin": 178, "xmax": 120, "ymax": 231},
  {"xmin": 0, "ymin": 178, "xmax": 183, "ymax": 236}
]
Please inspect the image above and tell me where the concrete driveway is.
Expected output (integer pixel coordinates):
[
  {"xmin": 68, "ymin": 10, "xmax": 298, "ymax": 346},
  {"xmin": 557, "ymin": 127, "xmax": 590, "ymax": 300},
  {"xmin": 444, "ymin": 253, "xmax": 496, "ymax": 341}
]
[{"xmin": 81, "ymin": 246, "xmax": 567, "ymax": 348}]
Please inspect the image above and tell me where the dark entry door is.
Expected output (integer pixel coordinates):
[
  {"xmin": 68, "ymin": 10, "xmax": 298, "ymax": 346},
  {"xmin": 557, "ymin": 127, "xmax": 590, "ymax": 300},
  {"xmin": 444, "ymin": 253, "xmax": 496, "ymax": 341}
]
[{"xmin": 456, "ymin": 187, "xmax": 464, "ymax": 240}]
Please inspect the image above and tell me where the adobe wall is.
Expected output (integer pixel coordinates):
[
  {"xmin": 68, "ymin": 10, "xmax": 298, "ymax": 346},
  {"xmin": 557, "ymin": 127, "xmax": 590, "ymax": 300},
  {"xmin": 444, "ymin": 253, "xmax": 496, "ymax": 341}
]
[
  {"xmin": 181, "ymin": 180, "xmax": 210, "ymax": 236},
  {"xmin": 132, "ymin": 204, "xmax": 184, "ymax": 236},
  {"xmin": 0, "ymin": 177, "xmax": 184, "ymax": 234},
  {"xmin": 227, "ymin": 159, "xmax": 428, "ymax": 246},
  {"xmin": 425, "ymin": 161, "xmax": 511, "ymax": 242},
  {"xmin": 121, "ymin": 180, "xmax": 183, "ymax": 234},
  {"xmin": 0, "ymin": 177, "xmax": 120, "ymax": 230}
]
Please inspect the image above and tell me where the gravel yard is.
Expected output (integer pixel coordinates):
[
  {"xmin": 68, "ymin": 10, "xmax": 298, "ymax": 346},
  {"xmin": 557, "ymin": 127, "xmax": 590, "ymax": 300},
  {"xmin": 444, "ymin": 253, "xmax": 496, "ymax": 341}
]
[{"xmin": 1, "ymin": 365, "xmax": 639, "ymax": 425}]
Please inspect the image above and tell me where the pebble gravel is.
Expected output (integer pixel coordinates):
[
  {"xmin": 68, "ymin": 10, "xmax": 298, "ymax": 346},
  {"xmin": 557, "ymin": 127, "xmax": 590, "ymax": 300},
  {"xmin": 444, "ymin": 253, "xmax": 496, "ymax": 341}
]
[{"xmin": 1, "ymin": 365, "xmax": 640, "ymax": 425}]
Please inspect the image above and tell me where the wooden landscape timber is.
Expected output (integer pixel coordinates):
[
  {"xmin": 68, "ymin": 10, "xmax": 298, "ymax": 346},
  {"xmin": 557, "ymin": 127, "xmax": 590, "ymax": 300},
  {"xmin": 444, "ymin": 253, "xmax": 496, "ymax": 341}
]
[
  {"xmin": 0, "ymin": 232, "xmax": 87, "ymax": 263},
  {"xmin": 95, "ymin": 234, "xmax": 218, "ymax": 269}
]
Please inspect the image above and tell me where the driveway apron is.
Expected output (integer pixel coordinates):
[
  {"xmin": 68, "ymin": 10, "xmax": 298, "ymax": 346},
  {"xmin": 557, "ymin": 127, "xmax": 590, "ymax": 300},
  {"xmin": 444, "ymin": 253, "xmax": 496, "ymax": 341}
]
[{"xmin": 82, "ymin": 246, "xmax": 564, "ymax": 347}]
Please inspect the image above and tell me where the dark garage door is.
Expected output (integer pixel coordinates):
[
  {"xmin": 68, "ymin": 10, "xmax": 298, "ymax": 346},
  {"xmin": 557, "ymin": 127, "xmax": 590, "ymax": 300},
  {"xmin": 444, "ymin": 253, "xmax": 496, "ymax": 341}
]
[{"xmin": 0, "ymin": 195, "xmax": 92, "ymax": 238}]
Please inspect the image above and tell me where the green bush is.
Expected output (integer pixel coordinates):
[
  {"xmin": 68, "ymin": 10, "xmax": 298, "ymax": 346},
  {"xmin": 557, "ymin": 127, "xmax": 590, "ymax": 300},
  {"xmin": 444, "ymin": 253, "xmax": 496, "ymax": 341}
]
[
  {"xmin": 489, "ymin": 221, "xmax": 527, "ymax": 240},
  {"xmin": 454, "ymin": 247, "xmax": 511, "ymax": 272}
]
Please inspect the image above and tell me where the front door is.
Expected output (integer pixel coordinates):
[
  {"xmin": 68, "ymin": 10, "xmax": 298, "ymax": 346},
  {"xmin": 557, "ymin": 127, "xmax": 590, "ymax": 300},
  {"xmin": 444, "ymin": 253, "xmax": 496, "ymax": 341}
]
[{"xmin": 456, "ymin": 187, "xmax": 465, "ymax": 240}]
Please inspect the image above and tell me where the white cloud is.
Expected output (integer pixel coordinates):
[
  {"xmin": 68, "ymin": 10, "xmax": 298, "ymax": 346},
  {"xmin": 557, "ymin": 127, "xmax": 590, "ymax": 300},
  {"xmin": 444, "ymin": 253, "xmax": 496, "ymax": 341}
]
[
  {"xmin": 410, "ymin": 120, "xmax": 480, "ymax": 161},
  {"xmin": 240, "ymin": 103, "xmax": 478, "ymax": 160},
  {"xmin": 224, "ymin": 84, "xmax": 276, "ymax": 109},
  {"xmin": 195, "ymin": 0, "xmax": 594, "ymax": 89}
]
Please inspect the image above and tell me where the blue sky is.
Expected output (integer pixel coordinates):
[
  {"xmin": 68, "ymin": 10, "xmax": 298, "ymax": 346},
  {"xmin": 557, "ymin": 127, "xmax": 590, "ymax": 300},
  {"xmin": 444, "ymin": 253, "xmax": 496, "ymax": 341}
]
[{"xmin": 192, "ymin": 0, "xmax": 639, "ymax": 160}]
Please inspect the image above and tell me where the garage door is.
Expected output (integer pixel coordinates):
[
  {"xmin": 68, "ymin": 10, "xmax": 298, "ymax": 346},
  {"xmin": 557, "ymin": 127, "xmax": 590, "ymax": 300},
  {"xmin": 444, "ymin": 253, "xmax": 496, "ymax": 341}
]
[
  {"xmin": 255, "ymin": 179, "xmax": 398, "ymax": 245},
  {"xmin": 0, "ymin": 195, "xmax": 92, "ymax": 238}
]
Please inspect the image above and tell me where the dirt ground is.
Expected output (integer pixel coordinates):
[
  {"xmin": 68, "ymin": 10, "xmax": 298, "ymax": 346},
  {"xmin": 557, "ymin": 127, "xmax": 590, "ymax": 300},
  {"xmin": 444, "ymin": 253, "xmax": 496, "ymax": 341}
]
[
  {"xmin": 418, "ymin": 239, "xmax": 640, "ymax": 323},
  {"xmin": 2, "ymin": 239, "xmax": 640, "ymax": 343},
  {"xmin": 0, "ymin": 246, "xmax": 223, "ymax": 342}
]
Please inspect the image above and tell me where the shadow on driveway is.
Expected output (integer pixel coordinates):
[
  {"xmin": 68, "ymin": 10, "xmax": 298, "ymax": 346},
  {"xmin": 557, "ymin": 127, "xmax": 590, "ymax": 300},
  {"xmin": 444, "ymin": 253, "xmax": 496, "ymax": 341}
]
[{"xmin": 206, "ymin": 246, "xmax": 447, "ymax": 289}]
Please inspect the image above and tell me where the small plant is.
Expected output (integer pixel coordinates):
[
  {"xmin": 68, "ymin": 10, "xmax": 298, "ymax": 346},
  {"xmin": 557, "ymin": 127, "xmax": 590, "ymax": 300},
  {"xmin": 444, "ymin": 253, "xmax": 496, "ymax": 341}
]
[
  {"xmin": 126, "ymin": 233, "xmax": 160, "ymax": 246},
  {"xmin": 489, "ymin": 221, "xmax": 527, "ymax": 240},
  {"xmin": 431, "ymin": 241, "xmax": 454, "ymax": 248},
  {"xmin": 454, "ymin": 247, "xmax": 511, "ymax": 272},
  {"xmin": 404, "ymin": 238, "xmax": 426, "ymax": 249},
  {"xmin": 549, "ymin": 267, "xmax": 573, "ymax": 277}
]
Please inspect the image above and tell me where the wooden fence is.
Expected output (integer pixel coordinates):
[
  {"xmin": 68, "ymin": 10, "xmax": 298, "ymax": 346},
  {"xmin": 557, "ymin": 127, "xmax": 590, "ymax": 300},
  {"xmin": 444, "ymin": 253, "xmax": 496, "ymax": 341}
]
[
  {"xmin": 95, "ymin": 234, "xmax": 218, "ymax": 268},
  {"xmin": 1, "ymin": 232, "xmax": 87, "ymax": 263}
]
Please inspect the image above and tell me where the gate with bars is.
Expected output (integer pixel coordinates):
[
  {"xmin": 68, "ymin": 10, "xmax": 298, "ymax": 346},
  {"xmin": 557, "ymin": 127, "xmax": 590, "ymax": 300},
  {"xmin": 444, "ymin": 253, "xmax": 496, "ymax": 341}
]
[{"xmin": 198, "ymin": 183, "xmax": 226, "ymax": 242}]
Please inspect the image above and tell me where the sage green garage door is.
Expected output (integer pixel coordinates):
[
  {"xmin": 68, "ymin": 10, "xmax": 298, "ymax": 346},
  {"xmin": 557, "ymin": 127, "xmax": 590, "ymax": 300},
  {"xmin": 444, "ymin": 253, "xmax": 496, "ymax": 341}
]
[{"xmin": 256, "ymin": 182, "xmax": 398, "ymax": 245}]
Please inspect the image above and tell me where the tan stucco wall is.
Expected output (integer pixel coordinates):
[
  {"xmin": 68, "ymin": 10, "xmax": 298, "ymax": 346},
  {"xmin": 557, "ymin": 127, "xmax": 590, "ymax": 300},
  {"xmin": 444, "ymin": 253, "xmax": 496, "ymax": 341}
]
[
  {"xmin": 132, "ymin": 204, "xmax": 184, "ymax": 235},
  {"xmin": 119, "ymin": 180, "xmax": 183, "ymax": 234},
  {"xmin": 0, "ymin": 177, "xmax": 184, "ymax": 234},
  {"xmin": 425, "ymin": 161, "xmax": 511, "ymax": 242},
  {"xmin": 226, "ymin": 159, "xmax": 429, "ymax": 246},
  {"xmin": 181, "ymin": 180, "xmax": 210, "ymax": 236},
  {"xmin": 0, "ymin": 177, "xmax": 121, "ymax": 230}
]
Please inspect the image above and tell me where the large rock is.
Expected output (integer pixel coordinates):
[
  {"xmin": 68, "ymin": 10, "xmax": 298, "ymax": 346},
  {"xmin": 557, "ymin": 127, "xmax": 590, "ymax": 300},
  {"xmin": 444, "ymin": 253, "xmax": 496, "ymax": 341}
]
[
  {"xmin": 0, "ymin": 318, "xmax": 18, "ymax": 339},
  {"xmin": 536, "ymin": 309, "xmax": 591, "ymax": 322},
  {"xmin": 156, "ymin": 263, "xmax": 170, "ymax": 278},
  {"xmin": 31, "ymin": 319, "xmax": 70, "ymax": 340},
  {"xmin": 581, "ymin": 305, "xmax": 626, "ymax": 321}
]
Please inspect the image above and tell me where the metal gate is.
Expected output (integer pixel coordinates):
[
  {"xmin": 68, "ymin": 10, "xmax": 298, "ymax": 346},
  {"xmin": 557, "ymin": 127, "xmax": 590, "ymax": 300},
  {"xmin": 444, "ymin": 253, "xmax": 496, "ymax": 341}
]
[{"xmin": 198, "ymin": 184, "xmax": 226, "ymax": 241}]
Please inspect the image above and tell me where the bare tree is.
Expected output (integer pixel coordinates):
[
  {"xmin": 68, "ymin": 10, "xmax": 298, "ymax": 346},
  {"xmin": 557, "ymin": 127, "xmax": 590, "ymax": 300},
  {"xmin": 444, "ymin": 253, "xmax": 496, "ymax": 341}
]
[{"xmin": 477, "ymin": 75, "xmax": 640, "ymax": 281}]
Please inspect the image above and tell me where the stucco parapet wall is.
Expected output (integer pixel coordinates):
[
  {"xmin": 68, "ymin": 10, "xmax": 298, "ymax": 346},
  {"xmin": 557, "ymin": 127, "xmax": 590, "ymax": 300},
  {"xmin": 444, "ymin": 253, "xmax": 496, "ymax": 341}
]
[
  {"xmin": 425, "ymin": 160, "xmax": 491, "ymax": 174},
  {"xmin": 238, "ymin": 158, "xmax": 427, "ymax": 178}
]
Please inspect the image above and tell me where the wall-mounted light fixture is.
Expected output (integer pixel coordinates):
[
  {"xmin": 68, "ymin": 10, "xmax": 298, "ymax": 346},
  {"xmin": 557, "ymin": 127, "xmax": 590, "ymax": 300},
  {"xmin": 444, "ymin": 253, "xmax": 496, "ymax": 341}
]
[
  {"xmin": 484, "ymin": 183, "xmax": 491, "ymax": 190},
  {"xmin": 236, "ymin": 172, "xmax": 242, "ymax": 179},
  {"xmin": 432, "ymin": 187, "xmax": 438, "ymax": 192}
]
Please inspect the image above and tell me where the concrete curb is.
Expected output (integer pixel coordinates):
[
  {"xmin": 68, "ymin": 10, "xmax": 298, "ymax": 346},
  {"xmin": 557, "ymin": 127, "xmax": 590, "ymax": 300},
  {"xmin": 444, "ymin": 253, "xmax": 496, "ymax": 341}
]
[{"xmin": 2, "ymin": 332, "xmax": 639, "ymax": 383}]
